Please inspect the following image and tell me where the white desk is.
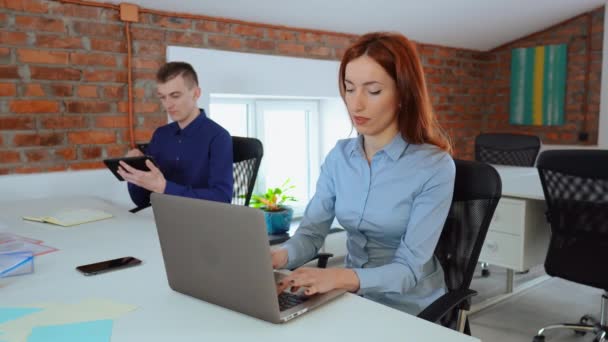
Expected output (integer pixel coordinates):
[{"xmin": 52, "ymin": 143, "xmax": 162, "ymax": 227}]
[
  {"xmin": 0, "ymin": 196, "xmax": 479, "ymax": 342},
  {"xmin": 473, "ymin": 165, "xmax": 551, "ymax": 312}
]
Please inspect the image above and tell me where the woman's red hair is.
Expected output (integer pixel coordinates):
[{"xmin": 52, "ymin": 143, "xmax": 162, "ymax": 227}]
[{"xmin": 339, "ymin": 32, "xmax": 452, "ymax": 153}]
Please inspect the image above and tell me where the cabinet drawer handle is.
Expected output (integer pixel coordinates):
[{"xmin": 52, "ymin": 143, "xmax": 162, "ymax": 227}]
[{"xmin": 485, "ymin": 241, "xmax": 498, "ymax": 252}]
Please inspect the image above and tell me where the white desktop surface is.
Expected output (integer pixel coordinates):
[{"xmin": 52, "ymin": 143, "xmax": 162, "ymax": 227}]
[
  {"xmin": 493, "ymin": 165, "xmax": 544, "ymax": 200},
  {"xmin": 0, "ymin": 196, "xmax": 479, "ymax": 342}
]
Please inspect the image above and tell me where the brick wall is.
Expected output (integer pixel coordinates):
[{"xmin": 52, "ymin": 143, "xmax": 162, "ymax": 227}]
[
  {"xmin": 0, "ymin": 0, "xmax": 600, "ymax": 174},
  {"xmin": 482, "ymin": 7, "xmax": 604, "ymax": 146}
]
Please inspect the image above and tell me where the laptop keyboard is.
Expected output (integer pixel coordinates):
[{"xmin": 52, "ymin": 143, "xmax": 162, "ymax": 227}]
[{"xmin": 278, "ymin": 292, "xmax": 309, "ymax": 311}]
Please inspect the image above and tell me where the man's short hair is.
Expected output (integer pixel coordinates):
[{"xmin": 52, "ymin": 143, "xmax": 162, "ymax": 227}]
[{"xmin": 156, "ymin": 62, "xmax": 199, "ymax": 88}]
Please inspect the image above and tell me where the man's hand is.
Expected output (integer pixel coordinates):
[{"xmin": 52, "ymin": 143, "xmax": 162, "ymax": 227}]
[
  {"xmin": 118, "ymin": 159, "xmax": 166, "ymax": 193},
  {"xmin": 125, "ymin": 148, "xmax": 144, "ymax": 157}
]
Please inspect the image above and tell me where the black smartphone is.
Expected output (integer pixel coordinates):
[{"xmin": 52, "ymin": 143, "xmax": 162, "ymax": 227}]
[
  {"xmin": 103, "ymin": 156, "xmax": 157, "ymax": 181},
  {"xmin": 76, "ymin": 256, "xmax": 142, "ymax": 276}
]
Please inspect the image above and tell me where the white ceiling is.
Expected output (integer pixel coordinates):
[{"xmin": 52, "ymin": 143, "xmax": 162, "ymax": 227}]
[{"xmin": 109, "ymin": 0, "xmax": 607, "ymax": 50}]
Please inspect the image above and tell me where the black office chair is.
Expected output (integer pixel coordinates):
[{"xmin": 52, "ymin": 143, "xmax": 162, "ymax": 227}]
[
  {"xmin": 417, "ymin": 159, "xmax": 502, "ymax": 334},
  {"xmin": 475, "ymin": 133, "xmax": 541, "ymax": 167},
  {"xmin": 532, "ymin": 150, "xmax": 608, "ymax": 342},
  {"xmin": 475, "ymin": 133, "xmax": 541, "ymax": 277},
  {"xmin": 129, "ymin": 136, "xmax": 263, "ymax": 213},
  {"xmin": 231, "ymin": 136, "xmax": 263, "ymax": 206}
]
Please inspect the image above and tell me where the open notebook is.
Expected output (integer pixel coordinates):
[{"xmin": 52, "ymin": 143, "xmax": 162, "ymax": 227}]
[{"xmin": 22, "ymin": 209, "xmax": 113, "ymax": 227}]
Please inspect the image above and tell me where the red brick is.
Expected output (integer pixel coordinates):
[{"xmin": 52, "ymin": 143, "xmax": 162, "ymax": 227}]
[
  {"xmin": 0, "ymin": 117, "xmax": 35, "ymax": 130},
  {"xmin": 0, "ymin": 31, "xmax": 28, "ymax": 45},
  {"xmin": 0, "ymin": 47, "xmax": 8, "ymax": 57},
  {"xmin": 55, "ymin": 147, "xmax": 77, "ymax": 161},
  {"xmin": 90, "ymin": 38, "xmax": 126, "ymax": 53},
  {"xmin": 10, "ymin": 100, "xmax": 59, "ymax": 113},
  {"xmin": 81, "ymin": 146, "xmax": 102, "ymax": 159},
  {"xmin": 40, "ymin": 116, "xmax": 87, "ymax": 129},
  {"xmin": 14, "ymin": 133, "xmax": 64, "ymax": 147},
  {"xmin": 207, "ymin": 35, "xmax": 242, "ymax": 50},
  {"xmin": 66, "ymin": 101, "xmax": 111, "ymax": 113},
  {"xmin": 24, "ymin": 83, "xmax": 45, "ymax": 97},
  {"xmin": 102, "ymin": 85, "xmax": 125, "ymax": 99},
  {"xmin": 134, "ymin": 128, "xmax": 154, "ymax": 142},
  {"xmin": 68, "ymin": 131, "xmax": 116, "ymax": 144},
  {"xmin": 106, "ymin": 144, "xmax": 127, "ymax": 158},
  {"xmin": 309, "ymin": 46, "xmax": 331, "ymax": 57},
  {"xmin": 155, "ymin": 16, "xmax": 191, "ymax": 30},
  {"xmin": 14, "ymin": 167, "xmax": 44, "ymax": 174},
  {"xmin": 130, "ymin": 27, "xmax": 165, "ymax": 41},
  {"xmin": 0, "ymin": 151, "xmax": 21, "ymax": 163},
  {"xmin": 25, "ymin": 149, "xmax": 49, "ymax": 162},
  {"xmin": 83, "ymin": 70, "xmax": 126, "ymax": 82},
  {"xmin": 231, "ymin": 24, "xmax": 265, "ymax": 38},
  {"xmin": 50, "ymin": 84, "xmax": 72, "ymax": 97},
  {"xmin": 15, "ymin": 16, "xmax": 65, "ymax": 32},
  {"xmin": 0, "ymin": 66, "xmax": 20, "ymax": 79},
  {"xmin": 325, "ymin": 35, "xmax": 354, "ymax": 47},
  {"xmin": 1, "ymin": 0, "xmax": 48, "ymax": 13},
  {"xmin": 30, "ymin": 67, "xmax": 81, "ymax": 81},
  {"xmin": 165, "ymin": 31, "xmax": 204, "ymax": 45},
  {"xmin": 118, "ymin": 102, "xmax": 160, "ymax": 114},
  {"xmin": 72, "ymin": 21, "xmax": 122, "ymax": 37},
  {"xmin": 76, "ymin": 85, "xmax": 98, "ymax": 98},
  {"xmin": 18, "ymin": 49, "xmax": 68, "ymax": 64},
  {"xmin": 195, "ymin": 21, "xmax": 230, "ymax": 34},
  {"xmin": 278, "ymin": 43, "xmax": 306, "ymax": 55},
  {"xmin": 246, "ymin": 40, "xmax": 276, "ymax": 51},
  {"xmin": 134, "ymin": 42, "xmax": 165, "ymax": 56},
  {"xmin": 69, "ymin": 161, "xmax": 104, "ymax": 170},
  {"xmin": 267, "ymin": 30, "xmax": 296, "ymax": 41},
  {"xmin": 133, "ymin": 57, "xmax": 162, "ymax": 70},
  {"xmin": 35, "ymin": 35, "xmax": 83, "ymax": 49},
  {"xmin": 298, "ymin": 32, "xmax": 322, "ymax": 43},
  {"xmin": 95, "ymin": 115, "xmax": 128, "ymax": 128},
  {"xmin": 142, "ymin": 116, "xmax": 166, "ymax": 128},
  {"xmin": 0, "ymin": 83, "xmax": 16, "ymax": 96},
  {"xmin": 51, "ymin": 3, "xmax": 100, "ymax": 18},
  {"xmin": 70, "ymin": 52, "xmax": 117, "ymax": 67}
]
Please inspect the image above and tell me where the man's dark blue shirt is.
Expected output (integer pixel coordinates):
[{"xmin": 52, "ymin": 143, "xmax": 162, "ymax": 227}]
[{"xmin": 128, "ymin": 109, "xmax": 233, "ymax": 207}]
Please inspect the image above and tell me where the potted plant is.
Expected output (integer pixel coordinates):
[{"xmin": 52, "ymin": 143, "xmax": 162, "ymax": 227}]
[{"xmin": 249, "ymin": 179, "xmax": 297, "ymax": 235}]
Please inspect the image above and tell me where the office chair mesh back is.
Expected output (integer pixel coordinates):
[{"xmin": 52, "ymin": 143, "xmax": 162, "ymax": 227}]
[
  {"xmin": 231, "ymin": 137, "xmax": 263, "ymax": 207},
  {"xmin": 475, "ymin": 133, "xmax": 541, "ymax": 166},
  {"xmin": 537, "ymin": 150, "xmax": 608, "ymax": 291},
  {"xmin": 433, "ymin": 160, "xmax": 502, "ymax": 327}
]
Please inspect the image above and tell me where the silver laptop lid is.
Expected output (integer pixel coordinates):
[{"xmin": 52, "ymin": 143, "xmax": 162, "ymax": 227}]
[{"xmin": 151, "ymin": 193, "xmax": 281, "ymax": 323}]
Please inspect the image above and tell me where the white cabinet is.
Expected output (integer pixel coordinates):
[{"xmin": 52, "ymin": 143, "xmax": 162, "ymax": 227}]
[{"xmin": 479, "ymin": 197, "xmax": 551, "ymax": 271}]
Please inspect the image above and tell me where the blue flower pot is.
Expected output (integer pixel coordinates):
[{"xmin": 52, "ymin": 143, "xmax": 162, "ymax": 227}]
[{"xmin": 263, "ymin": 207, "xmax": 293, "ymax": 235}]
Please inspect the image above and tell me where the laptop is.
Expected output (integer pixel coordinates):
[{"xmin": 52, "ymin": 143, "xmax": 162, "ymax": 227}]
[{"xmin": 150, "ymin": 193, "xmax": 346, "ymax": 323}]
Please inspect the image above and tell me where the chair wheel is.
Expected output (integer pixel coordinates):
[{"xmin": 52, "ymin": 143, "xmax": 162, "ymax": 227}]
[
  {"xmin": 532, "ymin": 335, "xmax": 545, "ymax": 342},
  {"xmin": 481, "ymin": 269, "xmax": 491, "ymax": 277},
  {"xmin": 580, "ymin": 315, "xmax": 593, "ymax": 325}
]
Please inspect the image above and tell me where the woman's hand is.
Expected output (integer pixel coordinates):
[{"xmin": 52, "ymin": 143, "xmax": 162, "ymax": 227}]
[
  {"xmin": 276, "ymin": 267, "xmax": 360, "ymax": 296},
  {"xmin": 271, "ymin": 248, "xmax": 289, "ymax": 269}
]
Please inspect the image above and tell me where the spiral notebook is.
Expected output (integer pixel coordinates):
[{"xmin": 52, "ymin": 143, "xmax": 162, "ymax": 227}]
[{"xmin": 22, "ymin": 209, "xmax": 113, "ymax": 227}]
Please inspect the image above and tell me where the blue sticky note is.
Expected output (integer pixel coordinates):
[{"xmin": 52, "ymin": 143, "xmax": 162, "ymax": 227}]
[
  {"xmin": 0, "ymin": 308, "xmax": 42, "ymax": 324},
  {"xmin": 27, "ymin": 319, "xmax": 113, "ymax": 342}
]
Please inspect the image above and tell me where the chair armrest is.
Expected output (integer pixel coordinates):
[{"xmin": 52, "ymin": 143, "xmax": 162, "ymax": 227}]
[
  {"xmin": 417, "ymin": 288, "xmax": 477, "ymax": 323},
  {"xmin": 129, "ymin": 204, "xmax": 151, "ymax": 213}
]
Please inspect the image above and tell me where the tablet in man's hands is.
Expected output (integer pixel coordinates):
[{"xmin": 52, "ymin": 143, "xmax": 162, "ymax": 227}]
[{"xmin": 103, "ymin": 156, "xmax": 157, "ymax": 181}]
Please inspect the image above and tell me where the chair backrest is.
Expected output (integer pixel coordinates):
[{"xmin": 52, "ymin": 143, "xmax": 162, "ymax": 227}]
[
  {"xmin": 536, "ymin": 150, "xmax": 608, "ymax": 290},
  {"xmin": 435, "ymin": 159, "xmax": 502, "ymax": 294},
  {"xmin": 232, "ymin": 136, "xmax": 263, "ymax": 206},
  {"xmin": 475, "ymin": 133, "xmax": 541, "ymax": 166}
]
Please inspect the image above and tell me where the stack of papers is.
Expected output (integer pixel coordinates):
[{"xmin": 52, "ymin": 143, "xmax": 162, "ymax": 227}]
[
  {"xmin": 22, "ymin": 209, "xmax": 113, "ymax": 227},
  {"xmin": 0, "ymin": 233, "xmax": 57, "ymax": 257}
]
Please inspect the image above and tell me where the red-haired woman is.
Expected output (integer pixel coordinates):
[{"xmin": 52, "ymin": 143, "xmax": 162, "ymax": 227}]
[{"xmin": 274, "ymin": 32, "xmax": 455, "ymax": 315}]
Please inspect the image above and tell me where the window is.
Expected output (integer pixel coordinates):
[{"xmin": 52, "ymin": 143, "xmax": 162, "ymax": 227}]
[{"xmin": 210, "ymin": 97, "xmax": 320, "ymax": 215}]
